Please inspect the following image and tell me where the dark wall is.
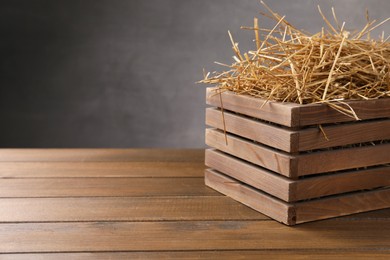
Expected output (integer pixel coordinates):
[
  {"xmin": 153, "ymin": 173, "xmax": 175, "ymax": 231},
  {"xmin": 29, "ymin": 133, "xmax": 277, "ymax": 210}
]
[{"xmin": 0, "ymin": 0, "xmax": 388, "ymax": 147}]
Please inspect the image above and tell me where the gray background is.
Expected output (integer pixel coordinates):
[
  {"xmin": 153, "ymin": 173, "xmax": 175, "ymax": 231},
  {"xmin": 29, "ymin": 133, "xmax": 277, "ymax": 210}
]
[{"xmin": 0, "ymin": 0, "xmax": 388, "ymax": 148}]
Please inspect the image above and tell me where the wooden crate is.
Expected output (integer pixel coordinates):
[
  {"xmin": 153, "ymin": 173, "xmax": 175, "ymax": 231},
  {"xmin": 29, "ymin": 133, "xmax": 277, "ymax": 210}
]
[{"xmin": 204, "ymin": 87, "xmax": 390, "ymax": 225}]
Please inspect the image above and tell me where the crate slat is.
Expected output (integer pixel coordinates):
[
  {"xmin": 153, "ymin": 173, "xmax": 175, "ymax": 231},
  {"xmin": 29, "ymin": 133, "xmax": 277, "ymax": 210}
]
[
  {"xmin": 206, "ymin": 88, "xmax": 299, "ymax": 127},
  {"xmin": 207, "ymin": 87, "xmax": 390, "ymax": 127},
  {"xmin": 294, "ymin": 187, "xmax": 390, "ymax": 224},
  {"xmin": 298, "ymin": 119, "xmax": 390, "ymax": 151},
  {"xmin": 297, "ymin": 99, "xmax": 390, "ymax": 126},
  {"xmin": 297, "ymin": 143, "xmax": 390, "ymax": 176}
]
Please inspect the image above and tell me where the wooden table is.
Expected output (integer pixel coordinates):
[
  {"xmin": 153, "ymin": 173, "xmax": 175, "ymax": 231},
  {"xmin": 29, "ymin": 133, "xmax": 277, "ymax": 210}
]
[{"xmin": 0, "ymin": 149, "xmax": 389, "ymax": 259}]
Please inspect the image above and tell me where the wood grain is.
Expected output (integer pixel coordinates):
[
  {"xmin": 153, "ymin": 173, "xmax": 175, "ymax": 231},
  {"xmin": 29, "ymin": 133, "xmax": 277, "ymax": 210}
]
[
  {"xmin": 2, "ymin": 251, "xmax": 390, "ymax": 260},
  {"xmin": 295, "ymin": 188, "xmax": 390, "ymax": 224},
  {"xmin": 0, "ymin": 177, "xmax": 217, "ymax": 197},
  {"xmin": 1, "ymin": 219, "xmax": 390, "ymax": 252},
  {"xmin": 207, "ymin": 87, "xmax": 390, "ymax": 127},
  {"xmin": 297, "ymin": 143, "xmax": 390, "ymax": 176},
  {"xmin": 298, "ymin": 118, "xmax": 390, "ymax": 151},
  {"xmin": 0, "ymin": 197, "xmax": 264, "ymax": 223},
  {"xmin": 294, "ymin": 165, "xmax": 390, "ymax": 201},
  {"xmin": 0, "ymin": 149, "xmax": 204, "ymax": 162},
  {"xmin": 297, "ymin": 98, "xmax": 390, "ymax": 126},
  {"xmin": 0, "ymin": 162, "xmax": 204, "ymax": 178},
  {"xmin": 206, "ymin": 87, "xmax": 298, "ymax": 127}
]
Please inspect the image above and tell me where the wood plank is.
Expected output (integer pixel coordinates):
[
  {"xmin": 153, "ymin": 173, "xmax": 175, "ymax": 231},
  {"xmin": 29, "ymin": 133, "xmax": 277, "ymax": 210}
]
[
  {"xmin": 207, "ymin": 87, "xmax": 390, "ymax": 127},
  {"xmin": 294, "ymin": 166, "xmax": 390, "ymax": 201},
  {"xmin": 0, "ymin": 162, "xmax": 204, "ymax": 178},
  {"xmin": 206, "ymin": 107, "xmax": 296, "ymax": 152},
  {"xmin": 205, "ymin": 169, "xmax": 293, "ymax": 225},
  {"xmin": 206, "ymin": 149, "xmax": 390, "ymax": 202},
  {"xmin": 206, "ymin": 87, "xmax": 298, "ymax": 127},
  {"xmin": 297, "ymin": 98, "xmax": 390, "ymax": 126},
  {"xmin": 295, "ymin": 188, "xmax": 390, "ymax": 224},
  {"xmin": 297, "ymin": 143, "xmax": 390, "ymax": 176},
  {"xmin": 0, "ymin": 149, "xmax": 204, "ymax": 162},
  {"xmin": 205, "ymin": 149, "xmax": 293, "ymax": 201},
  {"xmin": 298, "ymin": 119, "xmax": 390, "ymax": 151},
  {"xmin": 1, "ymin": 219, "xmax": 390, "ymax": 252},
  {"xmin": 2, "ymin": 251, "xmax": 390, "ymax": 260},
  {"xmin": 206, "ymin": 169, "xmax": 390, "ymax": 225},
  {"xmin": 1, "ymin": 189, "xmax": 388, "ymax": 224},
  {"xmin": 205, "ymin": 129, "xmax": 294, "ymax": 177},
  {"xmin": 0, "ymin": 197, "xmax": 265, "ymax": 223},
  {"xmin": 0, "ymin": 177, "xmax": 218, "ymax": 198}
]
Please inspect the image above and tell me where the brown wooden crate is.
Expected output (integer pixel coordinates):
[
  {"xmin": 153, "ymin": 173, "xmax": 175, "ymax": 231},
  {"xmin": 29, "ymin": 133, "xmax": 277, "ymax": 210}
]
[
  {"xmin": 206, "ymin": 87, "xmax": 390, "ymax": 224},
  {"xmin": 205, "ymin": 149, "xmax": 390, "ymax": 202},
  {"xmin": 205, "ymin": 169, "xmax": 390, "ymax": 225},
  {"xmin": 206, "ymin": 128, "xmax": 390, "ymax": 178},
  {"xmin": 206, "ymin": 107, "xmax": 390, "ymax": 152},
  {"xmin": 207, "ymin": 87, "xmax": 390, "ymax": 127}
]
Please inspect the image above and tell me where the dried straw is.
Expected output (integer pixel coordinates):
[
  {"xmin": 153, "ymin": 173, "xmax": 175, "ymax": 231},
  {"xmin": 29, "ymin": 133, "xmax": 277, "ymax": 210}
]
[{"xmin": 199, "ymin": 1, "xmax": 390, "ymax": 119}]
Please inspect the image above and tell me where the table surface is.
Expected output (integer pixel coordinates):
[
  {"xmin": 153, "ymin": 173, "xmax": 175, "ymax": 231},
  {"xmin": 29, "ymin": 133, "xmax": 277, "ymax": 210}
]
[{"xmin": 0, "ymin": 149, "xmax": 389, "ymax": 259}]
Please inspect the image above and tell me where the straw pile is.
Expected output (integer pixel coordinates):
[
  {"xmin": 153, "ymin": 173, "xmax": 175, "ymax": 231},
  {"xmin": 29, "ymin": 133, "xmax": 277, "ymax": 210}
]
[{"xmin": 200, "ymin": 1, "xmax": 390, "ymax": 119}]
